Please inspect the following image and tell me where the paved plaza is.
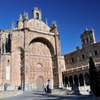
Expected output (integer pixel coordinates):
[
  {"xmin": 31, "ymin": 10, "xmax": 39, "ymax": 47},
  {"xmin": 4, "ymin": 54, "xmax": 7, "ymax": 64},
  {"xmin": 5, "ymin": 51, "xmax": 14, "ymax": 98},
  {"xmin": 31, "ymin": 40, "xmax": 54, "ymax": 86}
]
[{"xmin": 0, "ymin": 91, "xmax": 99, "ymax": 100}]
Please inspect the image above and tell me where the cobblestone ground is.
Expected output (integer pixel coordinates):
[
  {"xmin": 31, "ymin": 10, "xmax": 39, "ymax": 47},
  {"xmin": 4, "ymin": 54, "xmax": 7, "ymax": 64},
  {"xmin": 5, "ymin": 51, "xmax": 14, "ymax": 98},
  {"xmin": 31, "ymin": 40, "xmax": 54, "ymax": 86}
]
[{"xmin": 0, "ymin": 91, "xmax": 99, "ymax": 100}]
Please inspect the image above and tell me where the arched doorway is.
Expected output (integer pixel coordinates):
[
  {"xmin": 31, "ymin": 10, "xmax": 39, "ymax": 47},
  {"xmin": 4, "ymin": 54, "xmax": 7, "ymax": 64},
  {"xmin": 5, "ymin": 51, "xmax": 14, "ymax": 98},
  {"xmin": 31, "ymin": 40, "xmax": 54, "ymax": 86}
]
[{"xmin": 36, "ymin": 76, "xmax": 44, "ymax": 91}]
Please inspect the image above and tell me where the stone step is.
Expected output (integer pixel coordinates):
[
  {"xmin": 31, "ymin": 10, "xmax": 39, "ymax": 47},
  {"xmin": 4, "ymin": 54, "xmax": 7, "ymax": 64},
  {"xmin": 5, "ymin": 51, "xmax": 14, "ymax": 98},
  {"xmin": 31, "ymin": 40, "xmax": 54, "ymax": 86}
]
[{"xmin": 51, "ymin": 89, "xmax": 80, "ymax": 95}]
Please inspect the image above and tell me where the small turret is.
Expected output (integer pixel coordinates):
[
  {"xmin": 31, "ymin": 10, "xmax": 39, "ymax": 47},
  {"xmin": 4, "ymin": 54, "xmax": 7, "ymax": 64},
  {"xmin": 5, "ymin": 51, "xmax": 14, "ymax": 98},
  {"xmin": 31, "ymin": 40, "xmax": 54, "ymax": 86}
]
[
  {"xmin": 23, "ymin": 12, "xmax": 28, "ymax": 28},
  {"xmin": 17, "ymin": 13, "xmax": 23, "ymax": 29},
  {"xmin": 12, "ymin": 20, "xmax": 14, "ymax": 30},
  {"xmin": 50, "ymin": 20, "xmax": 58, "ymax": 33},
  {"xmin": 46, "ymin": 18, "xmax": 48, "ymax": 25}
]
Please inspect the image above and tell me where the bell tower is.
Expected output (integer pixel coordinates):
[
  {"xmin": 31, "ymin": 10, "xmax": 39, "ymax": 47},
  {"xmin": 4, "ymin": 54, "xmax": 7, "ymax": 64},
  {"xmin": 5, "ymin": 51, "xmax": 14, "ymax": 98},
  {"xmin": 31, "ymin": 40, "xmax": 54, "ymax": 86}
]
[
  {"xmin": 80, "ymin": 28, "xmax": 96, "ymax": 48},
  {"xmin": 32, "ymin": 7, "xmax": 42, "ymax": 20}
]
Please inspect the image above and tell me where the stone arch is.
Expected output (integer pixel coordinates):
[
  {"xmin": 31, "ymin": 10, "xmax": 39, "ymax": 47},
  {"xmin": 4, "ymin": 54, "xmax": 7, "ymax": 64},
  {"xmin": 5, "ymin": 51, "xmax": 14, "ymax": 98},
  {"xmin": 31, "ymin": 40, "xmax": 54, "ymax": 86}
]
[
  {"xmin": 29, "ymin": 37, "xmax": 54, "ymax": 89},
  {"xmin": 13, "ymin": 47, "xmax": 25, "ymax": 90},
  {"xmin": 84, "ymin": 73, "xmax": 90, "ymax": 86},
  {"xmin": 79, "ymin": 74, "xmax": 84, "ymax": 86},
  {"xmin": 36, "ymin": 12, "xmax": 39, "ymax": 19},
  {"xmin": 29, "ymin": 37, "xmax": 54, "ymax": 57},
  {"xmin": 74, "ymin": 75, "xmax": 78, "ymax": 87},
  {"xmin": 15, "ymin": 47, "xmax": 24, "ymax": 52},
  {"xmin": 36, "ymin": 76, "xmax": 44, "ymax": 90}
]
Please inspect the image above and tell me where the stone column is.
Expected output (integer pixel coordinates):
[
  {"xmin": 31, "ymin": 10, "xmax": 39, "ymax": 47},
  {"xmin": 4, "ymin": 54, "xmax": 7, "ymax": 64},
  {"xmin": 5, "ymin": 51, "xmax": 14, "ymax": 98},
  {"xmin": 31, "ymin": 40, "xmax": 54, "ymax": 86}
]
[
  {"xmin": 68, "ymin": 78, "xmax": 70, "ymax": 87},
  {"xmin": 84, "ymin": 77, "xmax": 86, "ymax": 90},
  {"xmin": 78, "ymin": 76, "xmax": 80, "ymax": 87},
  {"xmin": 57, "ymin": 56, "xmax": 63, "ymax": 88}
]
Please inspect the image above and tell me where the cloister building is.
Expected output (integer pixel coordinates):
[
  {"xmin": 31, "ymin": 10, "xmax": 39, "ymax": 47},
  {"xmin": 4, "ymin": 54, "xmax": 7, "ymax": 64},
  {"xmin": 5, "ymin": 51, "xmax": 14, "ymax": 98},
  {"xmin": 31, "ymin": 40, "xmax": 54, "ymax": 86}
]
[{"xmin": 63, "ymin": 28, "xmax": 100, "ymax": 91}]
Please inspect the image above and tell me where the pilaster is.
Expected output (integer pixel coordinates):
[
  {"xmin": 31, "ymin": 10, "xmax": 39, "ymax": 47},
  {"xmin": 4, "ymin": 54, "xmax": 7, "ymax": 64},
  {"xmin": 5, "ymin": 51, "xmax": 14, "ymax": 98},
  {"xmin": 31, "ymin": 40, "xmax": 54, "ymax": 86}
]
[
  {"xmin": 53, "ymin": 33, "xmax": 62, "ymax": 88},
  {"xmin": 23, "ymin": 29, "xmax": 30, "ymax": 90}
]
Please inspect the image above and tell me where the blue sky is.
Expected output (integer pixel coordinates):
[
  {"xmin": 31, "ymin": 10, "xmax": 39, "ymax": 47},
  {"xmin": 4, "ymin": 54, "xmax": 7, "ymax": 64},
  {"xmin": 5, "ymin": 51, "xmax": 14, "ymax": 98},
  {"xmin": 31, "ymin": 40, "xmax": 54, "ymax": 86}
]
[{"xmin": 0, "ymin": 0, "xmax": 100, "ymax": 55}]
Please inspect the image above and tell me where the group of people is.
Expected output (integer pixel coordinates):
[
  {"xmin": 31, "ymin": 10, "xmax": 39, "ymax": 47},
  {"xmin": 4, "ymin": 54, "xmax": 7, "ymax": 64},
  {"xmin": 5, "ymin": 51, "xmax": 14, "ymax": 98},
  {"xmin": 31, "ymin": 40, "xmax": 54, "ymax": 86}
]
[
  {"xmin": 4, "ymin": 83, "xmax": 22, "ymax": 91},
  {"xmin": 15, "ymin": 86, "xmax": 21, "ymax": 90},
  {"xmin": 44, "ymin": 84, "xmax": 51, "ymax": 93}
]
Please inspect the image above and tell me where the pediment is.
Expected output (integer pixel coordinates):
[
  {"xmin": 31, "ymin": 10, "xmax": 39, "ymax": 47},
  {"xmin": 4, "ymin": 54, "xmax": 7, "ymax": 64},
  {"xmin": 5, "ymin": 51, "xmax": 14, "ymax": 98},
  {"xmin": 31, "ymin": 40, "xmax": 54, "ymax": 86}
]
[{"xmin": 28, "ymin": 19, "xmax": 50, "ymax": 32}]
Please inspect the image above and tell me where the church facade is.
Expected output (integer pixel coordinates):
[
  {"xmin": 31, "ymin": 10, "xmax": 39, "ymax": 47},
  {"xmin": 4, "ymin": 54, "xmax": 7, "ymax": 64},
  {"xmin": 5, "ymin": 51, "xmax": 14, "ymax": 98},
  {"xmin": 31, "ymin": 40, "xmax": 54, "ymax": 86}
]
[
  {"xmin": 0, "ymin": 7, "xmax": 100, "ymax": 92},
  {"xmin": 0, "ymin": 7, "xmax": 65, "ymax": 90}
]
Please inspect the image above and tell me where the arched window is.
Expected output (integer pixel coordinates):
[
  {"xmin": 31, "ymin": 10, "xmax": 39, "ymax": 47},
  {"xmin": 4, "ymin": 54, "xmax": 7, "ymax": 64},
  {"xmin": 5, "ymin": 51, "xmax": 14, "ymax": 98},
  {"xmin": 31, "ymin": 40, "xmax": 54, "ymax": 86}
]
[
  {"xmin": 82, "ymin": 54, "xmax": 85, "ymax": 59},
  {"xmin": 36, "ymin": 12, "xmax": 39, "ymax": 19},
  {"xmin": 94, "ymin": 50, "xmax": 98, "ymax": 56},
  {"xmin": 71, "ymin": 58, "xmax": 74, "ymax": 62},
  {"xmin": 90, "ymin": 36, "xmax": 93, "ymax": 42},
  {"xmin": 86, "ymin": 38, "xmax": 89, "ymax": 44}
]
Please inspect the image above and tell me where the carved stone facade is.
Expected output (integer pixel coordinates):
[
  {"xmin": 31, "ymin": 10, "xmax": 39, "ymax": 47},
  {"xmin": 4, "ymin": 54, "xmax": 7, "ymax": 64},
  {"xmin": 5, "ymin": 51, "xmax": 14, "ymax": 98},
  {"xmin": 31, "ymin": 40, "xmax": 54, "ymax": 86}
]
[
  {"xmin": 0, "ymin": 7, "xmax": 65, "ymax": 91},
  {"xmin": 0, "ymin": 7, "xmax": 100, "ymax": 92}
]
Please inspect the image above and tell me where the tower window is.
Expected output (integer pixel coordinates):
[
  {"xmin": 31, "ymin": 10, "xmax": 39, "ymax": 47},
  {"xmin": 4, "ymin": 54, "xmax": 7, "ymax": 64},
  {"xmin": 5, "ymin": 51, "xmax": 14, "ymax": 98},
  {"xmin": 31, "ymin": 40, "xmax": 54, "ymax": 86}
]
[
  {"xmin": 86, "ymin": 38, "xmax": 89, "ymax": 44},
  {"xmin": 71, "ymin": 58, "xmax": 74, "ymax": 62},
  {"xmin": 94, "ymin": 50, "xmax": 98, "ymax": 55},
  {"xmin": 82, "ymin": 39, "xmax": 85, "ymax": 45},
  {"xmin": 90, "ymin": 36, "xmax": 93, "ymax": 42},
  {"xmin": 36, "ymin": 13, "xmax": 39, "ymax": 19}
]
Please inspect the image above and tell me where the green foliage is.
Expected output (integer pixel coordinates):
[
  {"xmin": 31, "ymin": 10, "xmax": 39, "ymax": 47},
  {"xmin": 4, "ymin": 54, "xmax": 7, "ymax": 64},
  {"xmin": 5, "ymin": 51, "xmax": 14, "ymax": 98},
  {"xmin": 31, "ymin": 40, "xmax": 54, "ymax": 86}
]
[{"xmin": 89, "ymin": 57, "xmax": 100, "ymax": 97}]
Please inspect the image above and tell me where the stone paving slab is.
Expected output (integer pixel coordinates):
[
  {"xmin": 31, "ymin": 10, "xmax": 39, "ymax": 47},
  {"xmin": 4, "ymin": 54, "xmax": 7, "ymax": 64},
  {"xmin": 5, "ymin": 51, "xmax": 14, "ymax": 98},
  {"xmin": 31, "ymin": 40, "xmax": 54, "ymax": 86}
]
[
  {"xmin": 0, "ymin": 91, "xmax": 100, "ymax": 100},
  {"xmin": 0, "ymin": 90, "xmax": 23, "ymax": 98}
]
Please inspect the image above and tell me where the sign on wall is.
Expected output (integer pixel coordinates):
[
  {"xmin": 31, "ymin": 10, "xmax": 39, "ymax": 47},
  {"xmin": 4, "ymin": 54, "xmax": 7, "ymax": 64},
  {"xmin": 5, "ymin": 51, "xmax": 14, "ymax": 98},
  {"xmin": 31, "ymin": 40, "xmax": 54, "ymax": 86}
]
[{"xmin": 6, "ymin": 66, "xmax": 10, "ymax": 80}]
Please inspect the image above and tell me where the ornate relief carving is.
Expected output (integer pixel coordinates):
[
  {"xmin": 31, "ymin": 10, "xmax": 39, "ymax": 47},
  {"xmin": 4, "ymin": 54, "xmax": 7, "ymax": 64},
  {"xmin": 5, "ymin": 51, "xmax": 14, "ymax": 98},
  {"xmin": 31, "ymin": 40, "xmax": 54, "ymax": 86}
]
[
  {"xmin": 29, "ymin": 42, "xmax": 53, "ymax": 83},
  {"xmin": 29, "ymin": 42, "xmax": 51, "ymax": 56},
  {"xmin": 36, "ymin": 63, "xmax": 43, "ymax": 71}
]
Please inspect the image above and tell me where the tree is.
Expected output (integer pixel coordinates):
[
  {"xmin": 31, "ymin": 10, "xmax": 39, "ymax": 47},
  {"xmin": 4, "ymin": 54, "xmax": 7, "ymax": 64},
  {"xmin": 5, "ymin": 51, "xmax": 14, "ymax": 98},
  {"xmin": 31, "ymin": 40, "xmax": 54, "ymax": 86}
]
[{"xmin": 89, "ymin": 57, "xmax": 100, "ymax": 97}]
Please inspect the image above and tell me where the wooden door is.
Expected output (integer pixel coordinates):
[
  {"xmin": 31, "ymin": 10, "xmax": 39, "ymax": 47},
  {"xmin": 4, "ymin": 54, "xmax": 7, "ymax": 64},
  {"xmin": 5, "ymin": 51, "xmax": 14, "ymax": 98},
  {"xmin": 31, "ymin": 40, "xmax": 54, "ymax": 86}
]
[{"xmin": 36, "ymin": 76, "xmax": 44, "ymax": 91}]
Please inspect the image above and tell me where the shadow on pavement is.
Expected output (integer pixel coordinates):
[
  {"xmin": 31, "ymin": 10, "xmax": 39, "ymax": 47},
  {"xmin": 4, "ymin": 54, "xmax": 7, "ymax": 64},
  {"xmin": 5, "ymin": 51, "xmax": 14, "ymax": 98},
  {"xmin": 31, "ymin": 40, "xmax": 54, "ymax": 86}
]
[{"xmin": 24, "ymin": 92, "xmax": 87, "ymax": 100}]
